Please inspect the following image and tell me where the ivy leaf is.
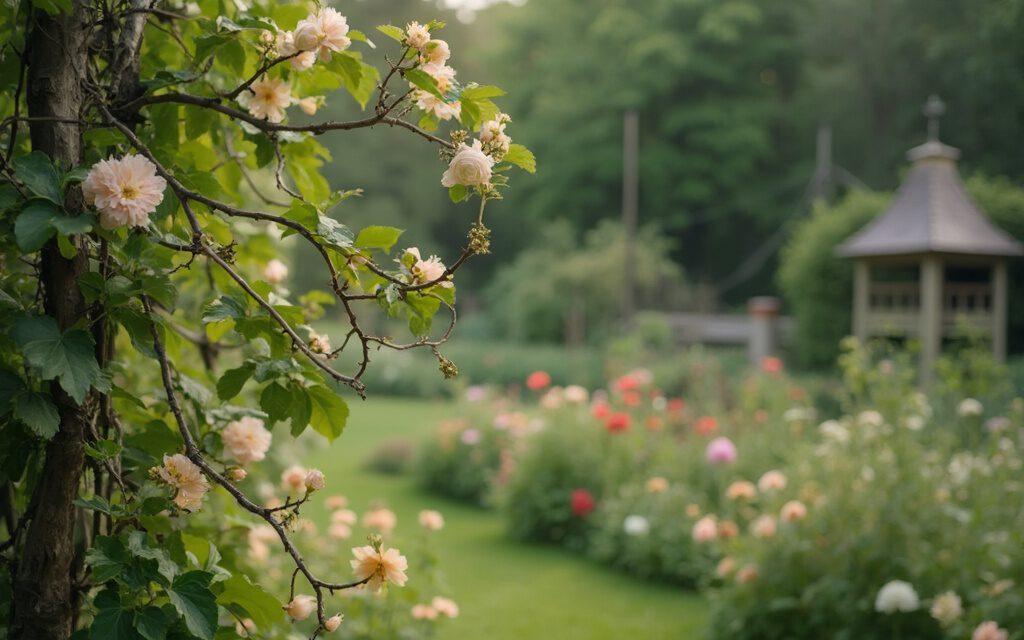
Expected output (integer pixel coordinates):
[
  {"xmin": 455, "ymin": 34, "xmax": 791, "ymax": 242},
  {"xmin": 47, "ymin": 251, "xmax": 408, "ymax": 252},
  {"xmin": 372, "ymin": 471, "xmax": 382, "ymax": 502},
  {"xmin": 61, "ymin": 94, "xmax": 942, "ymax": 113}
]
[
  {"xmin": 134, "ymin": 606, "xmax": 169, "ymax": 640},
  {"xmin": 90, "ymin": 588, "xmax": 142, "ymax": 640},
  {"xmin": 0, "ymin": 369, "xmax": 26, "ymax": 415},
  {"xmin": 167, "ymin": 571, "xmax": 217, "ymax": 640},
  {"xmin": 376, "ymin": 24, "xmax": 405, "ymax": 42},
  {"xmin": 14, "ymin": 201, "xmax": 59, "ymax": 252},
  {"xmin": 217, "ymin": 363, "xmax": 255, "ymax": 401},
  {"xmin": 355, "ymin": 226, "xmax": 403, "ymax": 252},
  {"xmin": 13, "ymin": 316, "xmax": 107, "ymax": 404},
  {"xmin": 503, "ymin": 144, "xmax": 537, "ymax": 174},
  {"xmin": 217, "ymin": 574, "xmax": 285, "ymax": 629},
  {"xmin": 307, "ymin": 385, "xmax": 348, "ymax": 441},
  {"xmin": 404, "ymin": 68, "xmax": 446, "ymax": 101},
  {"xmin": 13, "ymin": 391, "xmax": 60, "ymax": 439},
  {"xmin": 86, "ymin": 536, "xmax": 130, "ymax": 584},
  {"xmin": 13, "ymin": 152, "xmax": 62, "ymax": 203}
]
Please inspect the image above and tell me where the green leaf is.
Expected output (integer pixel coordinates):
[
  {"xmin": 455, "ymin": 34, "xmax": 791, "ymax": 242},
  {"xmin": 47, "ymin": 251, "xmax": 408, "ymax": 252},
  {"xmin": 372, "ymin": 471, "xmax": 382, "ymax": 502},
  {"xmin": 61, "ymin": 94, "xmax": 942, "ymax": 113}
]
[
  {"xmin": 405, "ymin": 292, "xmax": 442, "ymax": 337},
  {"xmin": 217, "ymin": 363, "xmax": 255, "ymax": 401},
  {"xmin": 13, "ymin": 151, "xmax": 62, "ymax": 203},
  {"xmin": 83, "ymin": 128, "xmax": 128, "ymax": 148},
  {"xmin": 202, "ymin": 296, "xmax": 247, "ymax": 323},
  {"xmin": 283, "ymin": 201, "xmax": 319, "ymax": 230},
  {"xmin": 134, "ymin": 606, "xmax": 169, "ymax": 640},
  {"xmin": 448, "ymin": 184, "xmax": 468, "ymax": 203},
  {"xmin": 193, "ymin": 34, "xmax": 232, "ymax": 64},
  {"xmin": 259, "ymin": 383, "xmax": 291, "ymax": 425},
  {"xmin": 503, "ymin": 144, "xmax": 537, "ymax": 174},
  {"xmin": 14, "ymin": 201, "xmax": 59, "ymax": 252},
  {"xmin": 0, "ymin": 183, "xmax": 21, "ymax": 212},
  {"xmin": 51, "ymin": 213, "xmax": 95, "ymax": 236},
  {"xmin": 404, "ymin": 68, "xmax": 446, "ymax": 101},
  {"xmin": 317, "ymin": 216, "xmax": 354, "ymax": 251},
  {"xmin": 30, "ymin": 0, "xmax": 72, "ymax": 15},
  {"xmin": 86, "ymin": 536, "xmax": 130, "ymax": 584},
  {"xmin": 14, "ymin": 392, "xmax": 60, "ymax": 439},
  {"xmin": 90, "ymin": 588, "xmax": 142, "ymax": 640},
  {"xmin": 307, "ymin": 385, "xmax": 348, "ymax": 441},
  {"xmin": 376, "ymin": 24, "xmax": 405, "ymax": 42},
  {"xmin": 355, "ymin": 226, "xmax": 403, "ymax": 252},
  {"xmin": 288, "ymin": 383, "xmax": 312, "ymax": 436},
  {"xmin": 0, "ymin": 369, "xmax": 26, "ymax": 415},
  {"xmin": 460, "ymin": 85, "xmax": 506, "ymax": 100},
  {"xmin": 217, "ymin": 574, "xmax": 285, "ymax": 630},
  {"xmin": 13, "ymin": 316, "xmax": 107, "ymax": 404},
  {"xmin": 167, "ymin": 571, "xmax": 217, "ymax": 640}
]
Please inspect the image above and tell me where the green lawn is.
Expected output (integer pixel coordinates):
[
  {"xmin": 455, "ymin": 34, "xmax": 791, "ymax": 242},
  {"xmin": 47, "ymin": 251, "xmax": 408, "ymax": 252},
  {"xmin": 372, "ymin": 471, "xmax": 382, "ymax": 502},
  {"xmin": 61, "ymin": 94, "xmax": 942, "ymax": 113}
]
[{"xmin": 302, "ymin": 398, "xmax": 709, "ymax": 639}]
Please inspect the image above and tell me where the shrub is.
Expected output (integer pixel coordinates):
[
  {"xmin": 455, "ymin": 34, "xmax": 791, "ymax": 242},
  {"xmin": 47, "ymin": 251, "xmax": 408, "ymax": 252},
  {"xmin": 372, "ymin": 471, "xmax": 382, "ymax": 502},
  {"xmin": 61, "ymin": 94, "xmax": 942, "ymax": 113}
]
[
  {"xmin": 415, "ymin": 412, "xmax": 511, "ymax": 506},
  {"xmin": 364, "ymin": 439, "xmax": 416, "ymax": 475}
]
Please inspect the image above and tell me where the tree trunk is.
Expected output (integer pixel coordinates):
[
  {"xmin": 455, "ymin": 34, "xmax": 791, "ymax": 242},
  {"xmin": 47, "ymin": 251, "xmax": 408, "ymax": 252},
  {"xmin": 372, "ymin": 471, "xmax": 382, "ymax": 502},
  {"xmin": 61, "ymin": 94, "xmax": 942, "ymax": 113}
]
[{"xmin": 9, "ymin": 2, "xmax": 93, "ymax": 638}]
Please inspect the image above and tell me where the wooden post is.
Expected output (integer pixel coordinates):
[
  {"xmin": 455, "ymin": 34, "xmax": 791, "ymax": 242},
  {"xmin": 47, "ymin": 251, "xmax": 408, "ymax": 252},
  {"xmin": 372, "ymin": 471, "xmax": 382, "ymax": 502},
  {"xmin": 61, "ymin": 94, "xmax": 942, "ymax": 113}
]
[
  {"xmin": 621, "ymin": 109, "xmax": 639, "ymax": 327},
  {"xmin": 852, "ymin": 260, "xmax": 870, "ymax": 342},
  {"xmin": 747, "ymin": 297, "xmax": 781, "ymax": 366},
  {"xmin": 992, "ymin": 259, "xmax": 1008, "ymax": 362},
  {"xmin": 919, "ymin": 256, "xmax": 944, "ymax": 386}
]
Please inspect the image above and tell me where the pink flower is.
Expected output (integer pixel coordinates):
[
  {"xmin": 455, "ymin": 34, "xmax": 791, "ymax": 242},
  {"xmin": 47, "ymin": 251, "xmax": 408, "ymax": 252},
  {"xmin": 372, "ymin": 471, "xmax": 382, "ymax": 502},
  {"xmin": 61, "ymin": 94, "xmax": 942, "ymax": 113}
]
[
  {"xmin": 422, "ymin": 39, "xmax": 450, "ymax": 65},
  {"xmin": 221, "ymin": 416, "xmax": 272, "ymax": 465},
  {"xmin": 751, "ymin": 515, "xmax": 777, "ymax": 538},
  {"xmin": 293, "ymin": 8, "xmax": 350, "ymax": 61},
  {"xmin": 526, "ymin": 371, "xmax": 552, "ymax": 391},
  {"xmin": 411, "ymin": 604, "xmax": 438, "ymax": 620},
  {"xmin": 441, "ymin": 140, "xmax": 494, "ymax": 187},
  {"xmin": 156, "ymin": 454, "xmax": 208, "ymax": 511},
  {"xmin": 415, "ymin": 93, "xmax": 461, "ymax": 121},
  {"xmin": 324, "ymin": 495, "xmax": 348, "ymax": 510},
  {"xmin": 237, "ymin": 77, "xmax": 292, "ymax": 123},
  {"xmin": 350, "ymin": 545, "xmax": 408, "ymax": 591},
  {"xmin": 605, "ymin": 412, "xmax": 631, "ymax": 433},
  {"xmin": 404, "ymin": 22, "xmax": 430, "ymax": 49},
  {"xmin": 297, "ymin": 97, "xmax": 320, "ymax": 115},
  {"xmin": 757, "ymin": 470, "xmax": 787, "ymax": 492},
  {"xmin": 263, "ymin": 259, "xmax": 289, "ymax": 284},
  {"xmin": 284, "ymin": 595, "xmax": 316, "ymax": 620},
  {"xmin": 726, "ymin": 480, "xmax": 757, "ymax": 500},
  {"xmin": 280, "ymin": 465, "xmax": 307, "ymax": 494},
  {"xmin": 736, "ymin": 564, "xmax": 759, "ymax": 584},
  {"xmin": 972, "ymin": 622, "xmax": 1008, "ymax": 640},
  {"xmin": 432, "ymin": 596, "xmax": 459, "ymax": 618},
  {"xmin": 305, "ymin": 469, "xmax": 326, "ymax": 492},
  {"xmin": 324, "ymin": 614, "xmax": 343, "ymax": 632},
  {"xmin": 570, "ymin": 489, "xmax": 595, "ymax": 516},
  {"xmin": 418, "ymin": 510, "xmax": 444, "ymax": 531},
  {"xmin": 645, "ymin": 476, "xmax": 669, "ymax": 493},
  {"xmin": 460, "ymin": 429, "xmax": 480, "ymax": 445},
  {"xmin": 760, "ymin": 356, "xmax": 783, "ymax": 374},
  {"xmin": 692, "ymin": 515, "xmax": 717, "ymax": 543},
  {"xmin": 82, "ymin": 154, "xmax": 166, "ymax": 229},
  {"xmin": 705, "ymin": 437, "xmax": 738, "ymax": 464},
  {"xmin": 780, "ymin": 500, "xmax": 808, "ymax": 522},
  {"xmin": 405, "ymin": 247, "xmax": 450, "ymax": 287},
  {"xmin": 362, "ymin": 508, "xmax": 397, "ymax": 535}
]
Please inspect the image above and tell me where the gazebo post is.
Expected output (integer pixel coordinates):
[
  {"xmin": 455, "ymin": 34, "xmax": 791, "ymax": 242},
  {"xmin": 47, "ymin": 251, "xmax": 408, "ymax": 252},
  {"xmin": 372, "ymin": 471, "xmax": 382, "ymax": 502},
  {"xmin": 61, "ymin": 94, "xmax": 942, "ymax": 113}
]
[
  {"xmin": 919, "ymin": 256, "xmax": 943, "ymax": 385},
  {"xmin": 852, "ymin": 260, "xmax": 870, "ymax": 342},
  {"xmin": 993, "ymin": 259, "xmax": 1008, "ymax": 361}
]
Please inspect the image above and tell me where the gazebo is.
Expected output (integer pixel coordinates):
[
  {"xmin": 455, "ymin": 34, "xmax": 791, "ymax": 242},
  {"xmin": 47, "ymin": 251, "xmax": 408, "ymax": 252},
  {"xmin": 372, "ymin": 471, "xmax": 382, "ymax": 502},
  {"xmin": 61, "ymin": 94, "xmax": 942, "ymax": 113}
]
[{"xmin": 837, "ymin": 96, "xmax": 1023, "ymax": 383}]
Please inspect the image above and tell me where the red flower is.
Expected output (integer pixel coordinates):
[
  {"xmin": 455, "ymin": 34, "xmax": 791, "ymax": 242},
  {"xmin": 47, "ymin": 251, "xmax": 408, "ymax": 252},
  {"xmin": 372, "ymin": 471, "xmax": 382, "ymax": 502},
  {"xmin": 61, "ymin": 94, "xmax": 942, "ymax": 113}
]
[
  {"xmin": 591, "ymin": 401, "xmax": 611, "ymax": 419},
  {"xmin": 695, "ymin": 415, "xmax": 718, "ymax": 436},
  {"xmin": 614, "ymin": 375, "xmax": 639, "ymax": 392},
  {"xmin": 667, "ymin": 398, "xmax": 685, "ymax": 414},
  {"xmin": 605, "ymin": 412, "xmax": 631, "ymax": 433},
  {"xmin": 526, "ymin": 371, "xmax": 551, "ymax": 391},
  {"xmin": 760, "ymin": 356, "xmax": 783, "ymax": 374},
  {"xmin": 570, "ymin": 489, "xmax": 595, "ymax": 516},
  {"xmin": 622, "ymin": 391, "xmax": 642, "ymax": 407}
]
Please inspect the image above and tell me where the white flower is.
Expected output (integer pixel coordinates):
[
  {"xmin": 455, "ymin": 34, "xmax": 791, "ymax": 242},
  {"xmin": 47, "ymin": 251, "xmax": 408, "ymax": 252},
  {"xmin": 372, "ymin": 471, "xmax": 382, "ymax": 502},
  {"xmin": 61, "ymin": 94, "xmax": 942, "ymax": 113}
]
[
  {"xmin": 405, "ymin": 247, "xmax": 451, "ymax": 287},
  {"xmin": 405, "ymin": 22, "xmax": 430, "ymax": 49},
  {"xmin": 958, "ymin": 398, "xmax": 983, "ymax": 417},
  {"xmin": 293, "ymin": 8, "xmax": 350, "ymax": 61},
  {"xmin": 904, "ymin": 415, "xmax": 925, "ymax": 431},
  {"xmin": 818, "ymin": 419, "xmax": 850, "ymax": 444},
  {"xmin": 263, "ymin": 259, "xmax": 289, "ymax": 284},
  {"xmin": 285, "ymin": 595, "xmax": 317, "ymax": 620},
  {"xmin": 221, "ymin": 416, "xmax": 272, "ymax": 464},
  {"xmin": 858, "ymin": 410, "xmax": 884, "ymax": 428},
  {"xmin": 563, "ymin": 385, "xmax": 589, "ymax": 404},
  {"xmin": 623, "ymin": 515, "xmax": 650, "ymax": 537},
  {"xmin": 308, "ymin": 330, "xmax": 332, "ymax": 354},
  {"xmin": 305, "ymin": 469, "xmax": 326, "ymax": 492},
  {"xmin": 875, "ymin": 580, "xmax": 920, "ymax": 613},
  {"xmin": 237, "ymin": 77, "xmax": 292, "ymax": 123},
  {"xmin": 441, "ymin": 140, "xmax": 494, "ymax": 188},
  {"xmin": 930, "ymin": 591, "xmax": 962, "ymax": 627}
]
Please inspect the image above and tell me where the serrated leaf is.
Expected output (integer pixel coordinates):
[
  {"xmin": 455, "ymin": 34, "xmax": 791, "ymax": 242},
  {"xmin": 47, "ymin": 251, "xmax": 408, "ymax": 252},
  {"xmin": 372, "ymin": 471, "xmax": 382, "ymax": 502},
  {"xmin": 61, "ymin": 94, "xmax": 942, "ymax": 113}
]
[
  {"xmin": 217, "ymin": 574, "xmax": 285, "ymax": 629},
  {"xmin": 355, "ymin": 226, "xmax": 403, "ymax": 252},
  {"xmin": 460, "ymin": 85, "xmax": 505, "ymax": 100},
  {"xmin": 134, "ymin": 606, "xmax": 168, "ymax": 640},
  {"xmin": 376, "ymin": 24, "xmax": 405, "ymax": 42},
  {"xmin": 167, "ymin": 571, "xmax": 217, "ymax": 640},
  {"xmin": 90, "ymin": 589, "xmax": 141, "ymax": 640},
  {"xmin": 260, "ymin": 382, "xmax": 291, "ymax": 425},
  {"xmin": 15, "ymin": 201, "xmax": 59, "ymax": 252},
  {"xmin": 13, "ymin": 392, "xmax": 60, "ymax": 439},
  {"xmin": 86, "ymin": 536, "xmax": 130, "ymax": 584},
  {"xmin": 503, "ymin": 144, "xmax": 536, "ymax": 173},
  {"xmin": 217, "ymin": 363, "xmax": 255, "ymax": 401},
  {"xmin": 202, "ymin": 296, "xmax": 247, "ymax": 323},
  {"xmin": 288, "ymin": 383, "xmax": 312, "ymax": 436},
  {"xmin": 12, "ymin": 151, "xmax": 62, "ymax": 203},
  {"xmin": 307, "ymin": 385, "xmax": 348, "ymax": 441},
  {"xmin": 317, "ymin": 216, "xmax": 354, "ymax": 251},
  {"xmin": 0, "ymin": 369, "xmax": 26, "ymax": 415},
  {"xmin": 12, "ymin": 316, "xmax": 106, "ymax": 404},
  {"xmin": 404, "ymin": 68, "xmax": 446, "ymax": 101}
]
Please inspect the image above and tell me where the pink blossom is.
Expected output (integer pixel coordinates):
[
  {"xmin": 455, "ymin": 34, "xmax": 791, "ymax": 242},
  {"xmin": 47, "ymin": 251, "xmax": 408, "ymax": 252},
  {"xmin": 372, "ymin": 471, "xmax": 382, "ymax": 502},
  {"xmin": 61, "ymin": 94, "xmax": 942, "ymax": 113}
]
[
  {"xmin": 705, "ymin": 437, "xmax": 738, "ymax": 464},
  {"xmin": 293, "ymin": 8, "xmax": 350, "ymax": 61},
  {"xmin": 82, "ymin": 154, "xmax": 166, "ymax": 229}
]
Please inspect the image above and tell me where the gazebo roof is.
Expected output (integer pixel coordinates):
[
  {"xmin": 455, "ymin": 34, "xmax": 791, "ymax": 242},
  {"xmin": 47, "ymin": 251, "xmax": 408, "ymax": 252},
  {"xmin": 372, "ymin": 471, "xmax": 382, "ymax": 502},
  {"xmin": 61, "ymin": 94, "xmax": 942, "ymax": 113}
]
[{"xmin": 837, "ymin": 97, "xmax": 1023, "ymax": 259}]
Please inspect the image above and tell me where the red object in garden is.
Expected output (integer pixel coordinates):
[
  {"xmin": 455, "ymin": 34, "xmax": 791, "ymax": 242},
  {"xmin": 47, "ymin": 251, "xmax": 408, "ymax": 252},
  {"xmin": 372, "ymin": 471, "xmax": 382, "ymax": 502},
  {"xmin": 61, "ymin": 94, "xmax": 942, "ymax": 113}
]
[
  {"xmin": 667, "ymin": 398, "xmax": 685, "ymax": 414},
  {"xmin": 622, "ymin": 391, "xmax": 642, "ymax": 407},
  {"xmin": 760, "ymin": 356, "xmax": 783, "ymax": 374},
  {"xmin": 695, "ymin": 415, "xmax": 718, "ymax": 436},
  {"xmin": 526, "ymin": 371, "xmax": 551, "ymax": 391},
  {"xmin": 570, "ymin": 489, "xmax": 596, "ymax": 516},
  {"xmin": 592, "ymin": 401, "xmax": 611, "ymax": 419},
  {"xmin": 605, "ymin": 412, "xmax": 632, "ymax": 433},
  {"xmin": 614, "ymin": 374, "xmax": 640, "ymax": 392}
]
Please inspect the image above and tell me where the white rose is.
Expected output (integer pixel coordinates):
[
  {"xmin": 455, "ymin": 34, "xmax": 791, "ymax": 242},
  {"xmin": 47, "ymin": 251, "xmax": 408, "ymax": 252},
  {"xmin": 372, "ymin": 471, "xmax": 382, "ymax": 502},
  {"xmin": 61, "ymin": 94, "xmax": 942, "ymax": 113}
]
[{"xmin": 441, "ymin": 140, "xmax": 494, "ymax": 188}]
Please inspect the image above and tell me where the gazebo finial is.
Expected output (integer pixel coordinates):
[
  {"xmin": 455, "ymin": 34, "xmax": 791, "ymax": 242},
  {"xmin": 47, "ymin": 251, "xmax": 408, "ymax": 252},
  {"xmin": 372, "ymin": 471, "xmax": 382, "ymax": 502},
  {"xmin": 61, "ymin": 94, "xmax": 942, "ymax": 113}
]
[{"xmin": 923, "ymin": 94, "xmax": 946, "ymax": 142}]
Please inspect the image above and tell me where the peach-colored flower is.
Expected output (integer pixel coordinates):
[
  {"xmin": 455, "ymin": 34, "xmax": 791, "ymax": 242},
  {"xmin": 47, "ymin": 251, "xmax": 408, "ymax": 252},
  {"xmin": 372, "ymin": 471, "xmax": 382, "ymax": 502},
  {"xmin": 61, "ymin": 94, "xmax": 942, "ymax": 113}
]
[
  {"xmin": 324, "ymin": 614, "xmax": 343, "ymax": 632},
  {"xmin": 432, "ymin": 596, "xmax": 459, "ymax": 618},
  {"xmin": 275, "ymin": 31, "xmax": 316, "ymax": 70},
  {"xmin": 415, "ymin": 93, "xmax": 461, "ymax": 121},
  {"xmin": 297, "ymin": 97, "xmax": 320, "ymax": 115},
  {"xmin": 305, "ymin": 469, "xmax": 326, "ymax": 492},
  {"xmin": 405, "ymin": 22, "xmax": 430, "ymax": 49},
  {"xmin": 263, "ymin": 259, "xmax": 289, "ymax": 284},
  {"xmin": 405, "ymin": 247, "xmax": 451, "ymax": 287},
  {"xmin": 227, "ymin": 467, "xmax": 247, "ymax": 481},
  {"xmin": 281, "ymin": 464, "xmax": 307, "ymax": 494},
  {"xmin": 441, "ymin": 140, "xmax": 494, "ymax": 187},
  {"xmin": 717, "ymin": 520, "xmax": 739, "ymax": 540},
  {"xmin": 736, "ymin": 564, "xmax": 759, "ymax": 584},
  {"xmin": 83, "ymin": 154, "xmax": 166, "ymax": 229},
  {"xmin": 362, "ymin": 508, "xmax": 398, "ymax": 535},
  {"xmin": 780, "ymin": 500, "xmax": 808, "ymax": 522},
  {"xmin": 645, "ymin": 476, "xmax": 669, "ymax": 493},
  {"xmin": 751, "ymin": 514, "xmax": 777, "ymax": 538},
  {"xmin": 237, "ymin": 77, "xmax": 292, "ymax": 123},
  {"xmin": 563, "ymin": 385, "xmax": 589, "ymax": 404},
  {"xmin": 332, "ymin": 509, "xmax": 357, "ymax": 526},
  {"xmin": 757, "ymin": 470, "xmax": 787, "ymax": 493},
  {"xmin": 716, "ymin": 557, "xmax": 736, "ymax": 578},
  {"xmin": 293, "ymin": 8, "xmax": 350, "ymax": 61},
  {"xmin": 419, "ymin": 510, "xmax": 444, "ymax": 530},
  {"xmin": 692, "ymin": 515, "xmax": 717, "ymax": 543},
  {"xmin": 235, "ymin": 618, "xmax": 256, "ymax": 636},
  {"xmin": 325, "ymin": 495, "xmax": 348, "ymax": 510},
  {"xmin": 685, "ymin": 503, "xmax": 702, "ymax": 518},
  {"xmin": 972, "ymin": 621, "xmax": 1008, "ymax": 640},
  {"xmin": 411, "ymin": 604, "xmax": 438, "ymax": 620},
  {"xmin": 328, "ymin": 523, "xmax": 352, "ymax": 540},
  {"xmin": 222, "ymin": 416, "xmax": 272, "ymax": 464},
  {"xmin": 247, "ymin": 524, "xmax": 277, "ymax": 562},
  {"xmin": 156, "ymin": 453, "xmax": 209, "ymax": 511},
  {"xmin": 422, "ymin": 39, "xmax": 450, "ymax": 65},
  {"xmin": 285, "ymin": 595, "xmax": 316, "ymax": 620},
  {"xmin": 726, "ymin": 480, "xmax": 757, "ymax": 501},
  {"xmin": 350, "ymin": 545, "xmax": 408, "ymax": 591}
]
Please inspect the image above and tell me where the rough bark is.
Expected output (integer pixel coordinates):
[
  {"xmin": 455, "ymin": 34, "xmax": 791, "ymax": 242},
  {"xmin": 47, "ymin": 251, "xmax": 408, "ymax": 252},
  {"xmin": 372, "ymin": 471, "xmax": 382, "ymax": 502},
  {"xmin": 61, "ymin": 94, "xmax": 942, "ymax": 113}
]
[{"xmin": 9, "ymin": 1, "xmax": 93, "ymax": 638}]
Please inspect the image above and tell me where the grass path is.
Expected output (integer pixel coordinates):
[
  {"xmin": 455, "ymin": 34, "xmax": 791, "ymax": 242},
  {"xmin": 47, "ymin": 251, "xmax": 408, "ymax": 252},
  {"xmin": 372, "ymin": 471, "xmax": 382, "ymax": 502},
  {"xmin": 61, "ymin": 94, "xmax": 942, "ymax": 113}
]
[{"xmin": 302, "ymin": 398, "xmax": 709, "ymax": 639}]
